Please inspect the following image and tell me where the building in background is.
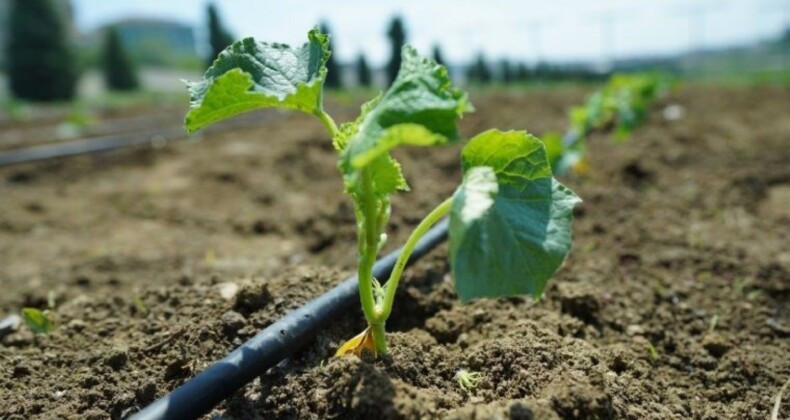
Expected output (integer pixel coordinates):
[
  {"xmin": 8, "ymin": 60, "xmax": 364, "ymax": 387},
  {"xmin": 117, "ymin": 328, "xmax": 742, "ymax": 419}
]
[{"xmin": 85, "ymin": 18, "xmax": 199, "ymax": 69}]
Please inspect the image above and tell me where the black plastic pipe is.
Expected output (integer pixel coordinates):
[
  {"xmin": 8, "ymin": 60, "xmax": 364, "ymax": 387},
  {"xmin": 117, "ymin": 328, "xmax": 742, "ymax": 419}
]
[
  {"xmin": 0, "ymin": 111, "xmax": 281, "ymax": 168},
  {"xmin": 130, "ymin": 218, "xmax": 449, "ymax": 420},
  {"xmin": 0, "ymin": 127, "xmax": 186, "ymax": 167}
]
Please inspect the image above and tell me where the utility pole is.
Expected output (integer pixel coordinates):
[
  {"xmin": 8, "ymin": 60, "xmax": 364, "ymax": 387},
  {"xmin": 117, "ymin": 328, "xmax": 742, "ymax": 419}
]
[
  {"xmin": 527, "ymin": 20, "xmax": 544, "ymax": 64},
  {"xmin": 673, "ymin": 2, "xmax": 717, "ymax": 79},
  {"xmin": 599, "ymin": 15, "xmax": 615, "ymax": 71},
  {"xmin": 593, "ymin": 10, "xmax": 628, "ymax": 72}
]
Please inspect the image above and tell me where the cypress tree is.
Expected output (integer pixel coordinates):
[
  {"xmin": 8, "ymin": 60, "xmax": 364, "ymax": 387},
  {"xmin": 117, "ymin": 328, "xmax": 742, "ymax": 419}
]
[
  {"xmin": 385, "ymin": 16, "xmax": 406, "ymax": 85},
  {"xmin": 320, "ymin": 22, "xmax": 341, "ymax": 89},
  {"xmin": 432, "ymin": 45, "xmax": 446, "ymax": 66},
  {"xmin": 7, "ymin": 0, "xmax": 78, "ymax": 101},
  {"xmin": 467, "ymin": 53, "xmax": 492, "ymax": 85},
  {"xmin": 356, "ymin": 53, "xmax": 371, "ymax": 87},
  {"xmin": 103, "ymin": 27, "xmax": 140, "ymax": 91},
  {"xmin": 207, "ymin": 3, "xmax": 234, "ymax": 67},
  {"xmin": 500, "ymin": 59, "xmax": 515, "ymax": 84},
  {"xmin": 516, "ymin": 63, "xmax": 531, "ymax": 82}
]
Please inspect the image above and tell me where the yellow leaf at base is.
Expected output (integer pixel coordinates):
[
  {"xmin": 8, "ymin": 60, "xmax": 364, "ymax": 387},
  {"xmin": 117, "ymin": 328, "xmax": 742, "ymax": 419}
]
[
  {"xmin": 335, "ymin": 326, "xmax": 377, "ymax": 358},
  {"xmin": 572, "ymin": 158, "xmax": 590, "ymax": 174}
]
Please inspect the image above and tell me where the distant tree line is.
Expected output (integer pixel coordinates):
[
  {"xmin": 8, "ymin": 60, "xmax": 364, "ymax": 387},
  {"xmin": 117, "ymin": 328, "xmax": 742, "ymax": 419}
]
[
  {"xmin": 4, "ymin": 2, "xmax": 609, "ymax": 102},
  {"xmin": 320, "ymin": 16, "xmax": 606, "ymax": 89},
  {"xmin": 4, "ymin": 1, "xmax": 233, "ymax": 101},
  {"xmin": 466, "ymin": 55, "xmax": 608, "ymax": 85}
]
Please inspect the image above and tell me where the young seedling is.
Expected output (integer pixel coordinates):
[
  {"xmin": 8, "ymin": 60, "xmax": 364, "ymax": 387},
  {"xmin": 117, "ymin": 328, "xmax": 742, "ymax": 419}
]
[
  {"xmin": 454, "ymin": 369, "xmax": 484, "ymax": 392},
  {"xmin": 184, "ymin": 28, "xmax": 580, "ymax": 355},
  {"xmin": 21, "ymin": 307, "xmax": 55, "ymax": 335},
  {"xmin": 544, "ymin": 73, "xmax": 667, "ymax": 176}
]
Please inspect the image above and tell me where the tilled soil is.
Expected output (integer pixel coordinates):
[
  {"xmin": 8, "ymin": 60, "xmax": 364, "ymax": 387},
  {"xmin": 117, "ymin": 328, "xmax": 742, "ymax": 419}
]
[{"xmin": 0, "ymin": 86, "xmax": 788, "ymax": 419}]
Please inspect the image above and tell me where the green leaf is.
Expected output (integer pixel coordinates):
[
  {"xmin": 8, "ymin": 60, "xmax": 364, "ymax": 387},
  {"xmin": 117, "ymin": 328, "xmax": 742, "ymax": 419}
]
[
  {"xmin": 338, "ymin": 45, "xmax": 471, "ymax": 198},
  {"xmin": 584, "ymin": 91, "xmax": 608, "ymax": 129},
  {"xmin": 21, "ymin": 308, "xmax": 55, "ymax": 335},
  {"xmin": 333, "ymin": 95, "xmax": 409, "ymax": 199},
  {"xmin": 185, "ymin": 28, "xmax": 329, "ymax": 133},
  {"xmin": 450, "ymin": 129, "xmax": 581, "ymax": 301},
  {"xmin": 541, "ymin": 131, "xmax": 564, "ymax": 172},
  {"xmin": 541, "ymin": 131, "xmax": 584, "ymax": 177},
  {"xmin": 569, "ymin": 105, "xmax": 588, "ymax": 136}
]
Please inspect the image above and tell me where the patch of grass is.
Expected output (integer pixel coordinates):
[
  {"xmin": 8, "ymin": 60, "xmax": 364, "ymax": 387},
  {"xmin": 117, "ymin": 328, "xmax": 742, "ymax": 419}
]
[{"xmin": 646, "ymin": 341, "xmax": 660, "ymax": 362}]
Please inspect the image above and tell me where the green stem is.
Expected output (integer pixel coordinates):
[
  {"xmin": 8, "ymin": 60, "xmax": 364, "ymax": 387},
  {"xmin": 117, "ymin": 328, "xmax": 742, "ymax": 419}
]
[
  {"xmin": 357, "ymin": 169, "xmax": 380, "ymax": 328},
  {"xmin": 314, "ymin": 108, "xmax": 339, "ymax": 138},
  {"xmin": 377, "ymin": 196, "xmax": 454, "ymax": 321},
  {"xmin": 370, "ymin": 322, "xmax": 387, "ymax": 354},
  {"xmin": 313, "ymin": 104, "xmax": 388, "ymax": 352},
  {"xmin": 315, "ymin": 103, "xmax": 387, "ymax": 352}
]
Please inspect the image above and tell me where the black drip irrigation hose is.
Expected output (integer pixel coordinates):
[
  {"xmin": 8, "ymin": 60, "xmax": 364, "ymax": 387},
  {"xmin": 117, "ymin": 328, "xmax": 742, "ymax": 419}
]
[
  {"xmin": 0, "ymin": 111, "xmax": 283, "ymax": 168},
  {"xmin": 0, "ymin": 127, "xmax": 186, "ymax": 167},
  {"xmin": 130, "ymin": 218, "xmax": 450, "ymax": 420}
]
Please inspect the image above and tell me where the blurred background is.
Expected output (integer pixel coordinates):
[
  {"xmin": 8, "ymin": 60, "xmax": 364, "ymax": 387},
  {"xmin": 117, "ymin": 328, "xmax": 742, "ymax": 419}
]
[{"xmin": 0, "ymin": 0, "xmax": 788, "ymax": 104}]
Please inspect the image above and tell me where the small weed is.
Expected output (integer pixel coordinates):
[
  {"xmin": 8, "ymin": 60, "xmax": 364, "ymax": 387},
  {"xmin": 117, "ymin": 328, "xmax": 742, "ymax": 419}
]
[
  {"xmin": 454, "ymin": 369, "xmax": 484, "ymax": 392},
  {"xmin": 646, "ymin": 341, "xmax": 660, "ymax": 362},
  {"xmin": 708, "ymin": 314, "xmax": 720, "ymax": 332},
  {"xmin": 133, "ymin": 293, "xmax": 148, "ymax": 315},
  {"xmin": 47, "ymin": 290, "xmax": 57, "ymax": 310},
  {"xmin": 746, "ymin": 290, "xmax": 763, "ymax": 301},
  {"xmin": 21, "ymin": 308, "xmax": 55, "ymax": 335}
]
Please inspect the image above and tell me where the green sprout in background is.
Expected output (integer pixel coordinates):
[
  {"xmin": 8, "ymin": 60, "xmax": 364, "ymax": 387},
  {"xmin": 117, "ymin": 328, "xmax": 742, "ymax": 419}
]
[
  {"xmin": 184, "ymin": 28, "xmax": 581, "ymax": 356},
  {"xmin": 20, "ymin": 291, "xmax": 57, "ymax": 335},
  {"xmin": 543, "ymin": 73, "xmax": 669, "ymax": 177},
  {"xmin": 21, "ymin": 308, "xmax": 55, "ymax": 335}
]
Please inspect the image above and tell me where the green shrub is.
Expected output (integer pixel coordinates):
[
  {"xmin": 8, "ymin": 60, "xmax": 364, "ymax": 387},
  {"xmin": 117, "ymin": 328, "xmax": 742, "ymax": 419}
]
[
  {"xmin": 7, "ymin": 0, "xmax": 78, "ymax": 101},
  {"xmin": 103, "ymin": 27, "xmax": 140, "ymax": 92}
]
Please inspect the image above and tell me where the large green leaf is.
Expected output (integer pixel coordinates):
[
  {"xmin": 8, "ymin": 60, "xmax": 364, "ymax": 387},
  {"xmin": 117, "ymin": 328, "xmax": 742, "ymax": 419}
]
[
  {"xmin": 185, "ymin": 28, "xmax": 329, "ymax": 133},
  {"xmin": 338, "ymin": 46, "xmax": 471, "ymax": 198},
  {"xmin": 450, "ymin": 129, "xmax": 581, "ymax": 301}
]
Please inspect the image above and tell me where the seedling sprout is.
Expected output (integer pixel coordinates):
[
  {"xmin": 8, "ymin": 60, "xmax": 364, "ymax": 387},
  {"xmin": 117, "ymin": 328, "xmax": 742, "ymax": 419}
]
[
  {"xmin": 183, "ymin": 28, "xmax": 580, "ymax": 355},
  {"xmin": 455, "ymin": 369, "xmax": 484, "ymax": 392}
]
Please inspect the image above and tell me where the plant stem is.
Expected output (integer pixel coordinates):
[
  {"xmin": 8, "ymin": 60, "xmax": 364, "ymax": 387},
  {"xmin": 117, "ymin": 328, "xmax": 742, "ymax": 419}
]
[
  {"xmin": 314, "ymin": 108, "xmax": 339, "ymax": 138},
  {"xmin": 315, "ymin": 104, "xmax": 386, "ymax": 353},
  {"xmin": 377, "ymin": 196, "xmax": 453, "ymax": 321},
  {"xmin": 369, "ymin": 322, "xmax": 387, "ymax": 354},
  {"xmin": 357, "ymin": 169, "xmax": 380, "ymax": 328}
]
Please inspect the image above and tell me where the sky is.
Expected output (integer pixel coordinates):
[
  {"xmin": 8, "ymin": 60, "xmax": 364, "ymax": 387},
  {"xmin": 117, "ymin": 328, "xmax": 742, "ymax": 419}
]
[{"xmin": 71, "ymin": 0, "xmax": 790, "ymax": 65}]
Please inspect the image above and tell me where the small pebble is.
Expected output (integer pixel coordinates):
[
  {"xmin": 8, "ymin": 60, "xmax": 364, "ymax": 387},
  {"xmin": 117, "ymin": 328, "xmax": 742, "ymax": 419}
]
[
  {"xmin": 219, "ymin": 310, "xmax": 247, "ymax": 336},
  {"xmin": 626, "ymin": 325, "xmax": 645, "ymax": 336},
  {"xmin": 0, "ymin": 314, "xmax": 21, "ymax": 337},
  {"xmin": 217, "ymin": 282, "xmax": 239, "ymax": 301},
  {"xmin": 702, "ymin": 333, "xmax": 731, "ymax": 358}
]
